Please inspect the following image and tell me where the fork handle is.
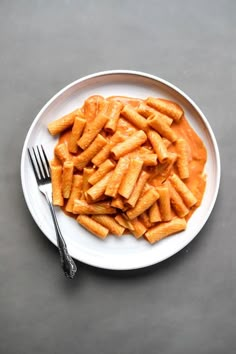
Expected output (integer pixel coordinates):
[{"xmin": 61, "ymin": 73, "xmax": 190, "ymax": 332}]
[{"xmin": 45, "ymin": 194, "xmax": 77, "ymax": 279}]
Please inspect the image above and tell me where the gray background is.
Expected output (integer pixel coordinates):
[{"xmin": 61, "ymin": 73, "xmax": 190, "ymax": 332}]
[{"xmin": 0, "ymin": 0, "xmax": 235, "ymax": 353}]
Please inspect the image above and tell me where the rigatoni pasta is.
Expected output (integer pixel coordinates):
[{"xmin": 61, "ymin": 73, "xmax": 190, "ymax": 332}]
[
  {"xmin": 68, "ymin": 115, "xmax": 86, "ymax": 154},
  {"xmin": 145, "ymin": 218, "xmax": 187, "ymax": 244},
  {"xmin": 65, "ymin": 175, "xmax": 83, "ymax": 212},
  {"xmin": 146, "ymin": 97, "xmax": 184, "ymax": 121},
  {"xmin": 62, "ymin": 161, "xmax": 74, "ymax": 198},
  {"xmin": 175, "ymin": 138, "xmax": 189, "ymax": 179},
  {"xmin": 47, "ymin": 94, "xmax": 207, "ymax": 244},
  {"xmin": 51, "ymin": 165, "xmax": 64, "ymax": 206},
  {"xmin": 118, "ymin": 158, "xmax": 143, "ymax": 199},
  {"xmin": 110, "ymin": 130, "xmax": 147, "ymax": 159},
  {"xmin": 92, "ymin": 215, "xmax": 125, "ymax": 236},
  {"xmin": 47, "ymin": 108, "xmax": 82, "ymax": 136},
  {"xmin": 77, "ymin": 215, "xmax": 108, "ymax": 239}
]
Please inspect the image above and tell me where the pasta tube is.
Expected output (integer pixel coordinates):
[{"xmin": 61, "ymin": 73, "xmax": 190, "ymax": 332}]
[
  {"xmin": 62, "ymin": 161, "xmax": 74, "ymax": 198},
  {"xmin": 78, "ymin": 103, "xmax": 109, "ymax": 150},
  {"xmin": 176, "ymin": 138, "xmax": 189, "ymax": 179},
  {"xmin": 149, "ymin": 202, "xmax": 162, "ymax": 223},
  {"xmin": 121, "ymin": 105, "xmax": 148, "ymax": 131},
  {"xmin": 86, "ymin": 171, "xmax": 113, "ymax": 201},
  {"xmin": 104, "ymin": 101, "xmax": 123, "ymax": 133},
  {"xmin": 118, "ymin": 158, "xmax": 143, "ymax": 199},
  {"xmin": 73, "ymin": 200, "xmax": 116, "ymax": 214},
  {"xmin": 147, "ymin": 129, "xmax": 169, "ymax": 163},
  {"xmin": 146, "ymin": 97, "xmax": 184, "ymax": 121},
  {"xmin": 156, "ymin": 185, "xmax": 172, "ymax": 221},
  {"xmin": 81, "ymin": 167, "xmax": 94, "ymax": 200},
  {"xmin": 83, "ymin": 95, "xmax": 104, "ymax": 129},
  {"xmin": 126, "ymin": 188, "xmax": 160, "ymax": 220},
  {"xmin": 115, "ymin": 214, "xmax": 135, "ymax": 230},
  {"xmin": 51, "ymin": 165, "xmax": 64, "ymax": 206},
  {"xmin": 168, "ymin": 182, "xmax": 189, "ymax": 217},
  {"xmin": 139, "ymin": 211, "xmax": 153, "ymax": 229},
  {"xmin": 145, "ymin": 218, "xmax": 187, "ymax": 244},
  {"xmin": 54, "ymin": 143, "xmax": 71, "ymax": 163},
  {"xmin": 77, "ymin": 215, "xmax": 108, "ymax": 239},
  {"xmin": 137, "ymin": 103, "xmax": 173, "ymax": 125},
  {"xmin": 92, "ymin": 131, "xmax": 124, "ymax": 166},
  {"xmin": 74, "ymin": 134, "xmax": 107, "ymax": 170},
  {"xmin": 111, "ymin": 195, "xmax": 126, "ymax": 210},
  {"xmin": 65, "ymin": 175, "xmax": 83, "ymax": 212},
  {"xmin": 105, "ymin": 157, "xmax": 129, "ymax": 198},
  {"xmin": 131, "ymin": 218, "xmax": 147, "ymax": 238},
  {"xmin": 142, "ymin": 154, "xmax": 158, "ymax": 167},
  {"xmin": 111, "ymin": 131, "xmax": 147, "ymax": 159},
  {"xmin": 92, "ymin": 215, "xmax": 125, "ymax": 236},
  {"xmin": 147, "ymin": 113, "xmax": 177, "ymax": 142},
  {"xmin": 68, "ymin": 116, "xmax": 86, "ymax": 153},
  {"xmin": 48, "ymin": 108, "xmax": 81, "ymax": 136},
  {"xmin": 126, "ymin": 170, "xmax": 150, "ymax": 208},
  {"xmin": 88, "ymin": 159, "xmax": 115, "ymax": 185},
  {"xmin": 169, "ymin": 174, "xmax": 197, "ymax": 208}
]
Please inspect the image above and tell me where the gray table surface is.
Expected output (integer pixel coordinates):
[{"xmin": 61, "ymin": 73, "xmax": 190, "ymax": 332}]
[{"xmin": 0, "ymin": 1, "xmax": 235, "ymax": 353}]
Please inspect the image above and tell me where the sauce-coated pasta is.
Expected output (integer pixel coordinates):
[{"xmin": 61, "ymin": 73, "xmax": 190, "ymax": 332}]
[{"xmin": 47, "ymin": 95, "xmax": 207, "ymax": 243}]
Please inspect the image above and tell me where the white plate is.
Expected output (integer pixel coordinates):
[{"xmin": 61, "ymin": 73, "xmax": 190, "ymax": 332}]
[{"xmin": 21, "ymin": 70, "xmax": 220, "ymax": 270}]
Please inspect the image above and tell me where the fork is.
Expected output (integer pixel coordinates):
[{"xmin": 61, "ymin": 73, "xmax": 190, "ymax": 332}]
[{"xmin": 28, "ymin": 145, "xmax": 77, "ymax": 279}]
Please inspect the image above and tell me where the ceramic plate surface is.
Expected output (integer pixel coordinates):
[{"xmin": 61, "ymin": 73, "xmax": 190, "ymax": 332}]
[{"xmin": 21, "ymin": 70, "xmax": 220, "ymax": 270}]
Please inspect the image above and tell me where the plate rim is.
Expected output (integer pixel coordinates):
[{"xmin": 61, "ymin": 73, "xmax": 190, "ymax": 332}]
[{"xmin": 20, "ymin": 70, "xmax": 221, "ymax": 270}]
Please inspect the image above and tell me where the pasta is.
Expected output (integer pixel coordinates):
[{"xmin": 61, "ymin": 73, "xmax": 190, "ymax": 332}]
[
  {"xmin": 81, "ymin": 167, "xmax": 94, "ymax": 200},
  {"xmin": 92, "ymin": 131, "xmax": 124, "ymax": 166},
  {"xmin": 115, "ymin": 214, "xmax": 135, "ymax": 231},
  {"xmin": 145, "ymin": 218, "xmax": 187, "ymax": 244},
  {"xmin": 156, "ymin": 185, "xmax": 172, "ymax": 221},
  {"xmin": 168, "ymin": 181, "xmax": 189, "ymax": 218},
  {"xmin": 147, "ymin": 129, "xmax": 169, "ymax": 163},
  {"xmin": 137, "ymin": 103, "xmax": 173, "ymax": 125},
  {"xmin": 54, "ymin": 143, "xmax": 71, "ymax": 163},
  {"xmin": 73, "ymin": 200, "xmax": 116, "ymax": 215},
  {"xmin": 131, "ymin": 218, "xmax": 147, "ymax": 238},
  {"xmin": 68, "ymin": 116, "xmax": 86, "ymax": 154},
  {"xmin": 104, "ymin": 101, "xmax": 123, "ymax": 133},
  {"xmin": 169, "ymin": 173, "xmax": 197, "ymax": 208},
  {"xmin": 48, "ymin": 108, "xmax": 82, "ymax": 136},
  {"xmin": 65, "ymin": 175, "xmax": 83, "ymax": 212},
  {"xmin": 146, "ymin": 97, "xmax": 184, "ymax": 121},
  {"xmin": 147, "ymin": 113, "xmax": 177, "ymax": 142},
  {"xmin": 110, "ymin": 131, "xmax": 147, "ymax": 159},
  {"xmin": 149, "ymin": 202, "xmax": 162, "ymax": 223},
  {"xmin": 121, "ymin": 105, "xmax": 148, "ymax": 131},
  {"xmin": 126, "ymin": 188, "xmax": 160, "ymax": 220},
  {"xmin": 51, "ymin": 165, "xmax": 64, "ymax": 206},
  {"xmin": 175, "ymin": 138, "xmax": 189, "ymax": 179},
  {"xmin": 92, "ymin": 215, "xmax": 125, "ymax": 236},
  {"xmin": 126, "ymin": 170, "xmax": 150, "ymax": 208},
  {"xmin": 48, "ymin": 94, "xmax": 207, "ymax": 244},
  {"xmin": 77, "ymin": 215, "xmax": 108, "ymax": 239},
  {"xmin": 105, "ymin": 157, "xmax": 129, "ymax": 198},
  {"xmin": 78, "ymin": 102, "xmax": 109, "ymax": 150},
  {"xmin": 118, "ymin": 158, "xmax": 143, "ymax": 199},
  {"xmin": 88, "ymin": 159, "xmax": 115, "ymax": 185},
  {"xmin": 62, "ymin": 161, "xmax": 74, "ymax": 198},
  {"xmin": 74, "ymin": 134, "xmax": 107, "ymax": 170}
]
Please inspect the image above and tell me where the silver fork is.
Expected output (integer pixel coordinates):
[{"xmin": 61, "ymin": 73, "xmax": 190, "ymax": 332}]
[{"xmin": 28, "ymin": 145, "xmax": 77, "ymax": 279}]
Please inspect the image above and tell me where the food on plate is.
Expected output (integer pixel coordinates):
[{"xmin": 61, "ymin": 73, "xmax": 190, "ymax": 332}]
[{"xmin": 47, "ymin": 95, "xmax": 207, "ymax": 244}]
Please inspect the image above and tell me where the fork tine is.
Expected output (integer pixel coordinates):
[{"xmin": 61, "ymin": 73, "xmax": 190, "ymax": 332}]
[
  {"xmin": 41, "ymin": 145, "xmax": 51, "ymax": 176},
  {"xmin": 37, "ymin": 145, "xmax": 49, "ymax": 178},
  {"xmin": 28, "ymin": 148, "xmax": 40, "ymax": 182},
  {"xmin": 32, "ymin": 147, "xmax": 44, "ymax": 180}
]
